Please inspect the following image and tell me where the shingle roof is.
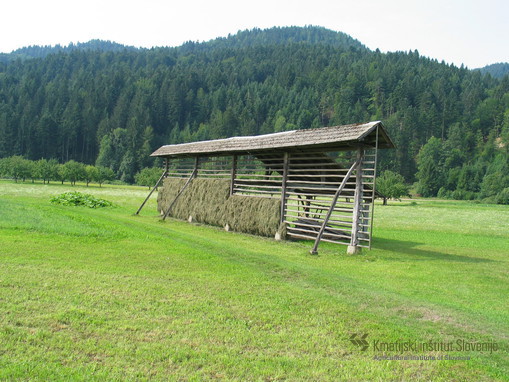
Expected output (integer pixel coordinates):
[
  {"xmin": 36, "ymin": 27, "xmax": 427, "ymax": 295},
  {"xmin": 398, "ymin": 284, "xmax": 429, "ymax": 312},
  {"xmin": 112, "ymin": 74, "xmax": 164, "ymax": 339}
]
[{"xmin": 151, "ymin": 121, "xmax": 394, "ymax": 157}]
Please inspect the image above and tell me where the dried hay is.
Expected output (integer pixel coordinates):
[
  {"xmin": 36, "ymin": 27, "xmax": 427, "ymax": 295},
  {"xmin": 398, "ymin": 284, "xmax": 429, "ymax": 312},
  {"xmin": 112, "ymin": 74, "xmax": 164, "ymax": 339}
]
[
  {"xmin": 225, "ymin": 195, "xmax": 280, "ymax": 237},
  {"xmin": 158, "ymin": 178, "xmax": 281, "ymax": 237}
]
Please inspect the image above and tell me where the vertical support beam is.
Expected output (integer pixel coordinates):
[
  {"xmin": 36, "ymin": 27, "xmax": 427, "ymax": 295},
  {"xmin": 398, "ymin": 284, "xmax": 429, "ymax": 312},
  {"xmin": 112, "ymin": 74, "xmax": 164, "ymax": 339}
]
[
  {"xmin": 135, "ymin": 157, "xmax": 169, "ymax": 215},
  {"xmin": 348, "ymin": 148, "xmax": 364, "ymax": 255},
  {"xmin": 162, "ymin": 156, "xmax": 199, "ymax": 221},
  {"xmin": 230, "ymin": 154, "xmax": 237, "ymax": 196},
  {"xmin": 194, "ymin": 156, "xmax": 199, "ymax": 175},
  {"xmin": 279, "ymin": 152, "xmax": 289, "ymax": 224},
  {"xmin": 369, "ymin": 126, "xmax": 380, "ymax": 249},
  {"xmin": 310, "ymin": 156, "xmax": 361, "ymax": 255}
]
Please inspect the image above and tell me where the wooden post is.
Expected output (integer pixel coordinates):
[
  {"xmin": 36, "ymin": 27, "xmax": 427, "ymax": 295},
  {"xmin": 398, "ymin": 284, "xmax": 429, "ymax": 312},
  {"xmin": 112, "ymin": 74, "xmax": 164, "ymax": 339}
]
[
  {"xmin": 310, "ymin": 156, "xmax": 361, "ymax": 255},
  {"xmin": 348, "ymin": 148, "xmax": 364, "ymax": 255},
  {"xmin": 162, "ymin": 157, "xmax": 198, "ymax": 221},
  {"xmin": 369, "ymin": 126, "xmax": 379, "ymax": 250},
  {"xmin": 135, "ymin": 158, "xmax": 168, "ymax": 215},
  {"xmin": 230, "ymin": 154, "xmax": 237, "ymax": 196},
  {"xmin": 279, "ymin": 152, "xmax": 289, "ymax": 224}
]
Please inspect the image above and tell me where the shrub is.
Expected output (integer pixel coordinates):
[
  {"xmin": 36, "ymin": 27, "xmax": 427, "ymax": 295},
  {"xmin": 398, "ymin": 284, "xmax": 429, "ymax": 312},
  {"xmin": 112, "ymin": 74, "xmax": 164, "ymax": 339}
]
[
  {"xmin": 480, "ymin": 172, "xmax": 509, "ymax": 198},
  {"xmin": 496, "ymin": 188, "xmax": 509, "ymax": 205},
  {"xmin": 437, "ymin": 187, "xmax": 452, "ymax": 199},
  {"xmin": 135, "ymin": 167, "xmax": 163, "ymax": 188},
  {"xmin": 451, "ymin": 189, "xmax": 477, "ymax": 201},
  {"xmin": 50, "ymin": 191, "xmax": 113, "ymax": 208}
]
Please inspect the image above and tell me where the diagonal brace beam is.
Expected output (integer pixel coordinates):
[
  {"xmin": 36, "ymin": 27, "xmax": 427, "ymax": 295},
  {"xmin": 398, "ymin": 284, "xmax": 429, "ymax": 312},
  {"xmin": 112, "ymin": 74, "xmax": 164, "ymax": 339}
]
[
  {"xmin": 309, "ymin": 156, "xmax": 362, "ymax": 255},
  {"xmin": 161, "ymin": 167, "xmax": 197, "ymax": 221},
  {"xmin": 135, "ymin": 170, "xmax": 168, "ymax": 215}
]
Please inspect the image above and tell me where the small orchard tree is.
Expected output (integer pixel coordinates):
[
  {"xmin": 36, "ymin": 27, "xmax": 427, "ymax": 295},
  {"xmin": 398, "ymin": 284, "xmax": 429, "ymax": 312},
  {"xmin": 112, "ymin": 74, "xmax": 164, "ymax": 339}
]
[
  {"xmin": 35, "ymin": 159, "xmax": 49, "ymax": 183},
  {"xmin": 46, "ymin": 159, "xmax": 60, "ymax": 183},
  {"xmin": 84, "ymin": 165, "xmax": 99, "ymax": 187},
  {"xmin": 28, "ymin": 160, "xmax": 38, "ymax": 183},
  {"xmin": 62, "ymin": 160, "xmax": 86, "ymax": 186},
  {"xmin": 56, "ymin": 164, "xmax": 66, "ymax": 184},
  {"xmin": 36, "ymin": 158, "xmax": 59, "ymax": 184},
  {"xmin": 95, "ymin": 166, "xmax": 115, "ymax": 187},
  {"xmin": 135, "ymin": 167, "xmax": 163, "ymax": 189},
  {"xmin": 5, "ymin": 156, "xmax": 32, "ymax": 182},
  {"xmin": 376, "ymin": 170, "xmax": 410, "ymax": 205}
]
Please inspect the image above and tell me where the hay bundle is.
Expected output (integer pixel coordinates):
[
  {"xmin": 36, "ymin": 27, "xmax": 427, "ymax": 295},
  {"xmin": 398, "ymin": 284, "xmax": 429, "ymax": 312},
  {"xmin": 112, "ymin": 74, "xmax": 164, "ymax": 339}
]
[
  {"xmin": 158, "ymin": 178, "xmax": 281, "ymax": 237},
  {"xmin": 225, "ymin": 195, "xmax": 281, "ymax": 237},
  {"xmin": 157, "ymin": 178, "xmax": 230, "ymax": 226}
]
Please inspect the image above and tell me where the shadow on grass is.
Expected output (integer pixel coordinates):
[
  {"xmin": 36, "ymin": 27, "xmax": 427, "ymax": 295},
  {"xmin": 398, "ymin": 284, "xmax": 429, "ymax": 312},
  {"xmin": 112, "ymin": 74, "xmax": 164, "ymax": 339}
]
[{"xmin": 374, "ymin": 237, "xmax": 496, "ymax": 263}]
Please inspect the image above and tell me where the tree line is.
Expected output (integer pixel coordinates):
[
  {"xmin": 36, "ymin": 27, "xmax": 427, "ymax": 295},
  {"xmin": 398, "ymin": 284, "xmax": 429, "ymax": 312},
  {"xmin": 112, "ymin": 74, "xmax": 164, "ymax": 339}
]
[
  {"xmin": 415, "ymin": 126, "xmax": 509, "ymax": 204},
  {"xmin": 0, "ymin": 156, "xmax": 163, "ymax": 188},
  {"xmin": 0, "ymin": 26, "xmax": 508, "ymax": 201}
]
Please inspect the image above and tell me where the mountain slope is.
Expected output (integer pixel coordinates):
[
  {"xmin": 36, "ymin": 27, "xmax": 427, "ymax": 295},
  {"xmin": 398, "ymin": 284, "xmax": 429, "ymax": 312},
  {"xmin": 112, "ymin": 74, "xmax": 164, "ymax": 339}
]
[
  {"xmin": 0, "ymin": 40, "xmax": 137, "ymax": 63},
  {"xmin": 0, "ymin": 26, "xmax": 507, "ymax": 196},
  {"xmin": 196, "ymin": 25, "xmax": 366, "ymax": 50},
  {"xmin": 478, "ymin": 62, "xmax": 509, "ymax": 79}
]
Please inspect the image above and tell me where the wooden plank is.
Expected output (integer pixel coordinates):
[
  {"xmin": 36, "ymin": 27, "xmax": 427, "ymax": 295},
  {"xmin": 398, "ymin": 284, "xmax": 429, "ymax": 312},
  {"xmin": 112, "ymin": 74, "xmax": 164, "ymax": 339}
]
[
  {"xmin": 230, "ymin": 193, "xmax": 277, "ymax": 199},
  {"xmin": 284, "ymin": 207, "xmax": 354, "ymax": 215},
  {"xmin": 287, "ymin": 222, "xmax": 351, "ymax": 233},
  {"xmin": 286, "ymin": 232, "xmax": 318, "ymax": 241},
  {"xmin": 194, "ymin": 174, "xmax": 230, "ymax": 178},
  {"xmin": 286, "ymin": 232, "xmax": 351, "ymax": 245},
  {"xmin": 289, "ymin": 218, "xmax": 358, "ymax": 228},
  {"xmin": 286, "ymin": 185, "xmax": 357, "ymax": 192},
  {"xmin": 233, "ymin": 185, "xmax": 282, "ymax": 191},
  {"xmin": 198, "ymin": 169, "xmax": 231, "ymax": 173},
  {"xmin": 235, "ymin": 179, "xmax": 284, "ymax": 185},
  {"xmin": 288, "ymin": 168, "xmax": 348, "ymax": 173},
  {"xmin": 284, "ymin": 196, "xmax": 350, "ymax": 204},
  {"xmin": 289, "ymin": 163, "xmax": 339, "ymax": 168},
  {"xmin": 285, "ymin": 209, "xmax": 355, "ymax": 218},
  {"xmin": 284, "ymin": 218, "xmax": 357, "ymax": 227},
  {"xmin": 286, "ymin": 179, "xmax": 356, "ymax": 185},
  {"xmin": 285, "ymin": 190, "xmax": 356, "ymax": 198},
  {"xmin": 236, "ymin": 173, "xmax": 283, "ymax": 179}
]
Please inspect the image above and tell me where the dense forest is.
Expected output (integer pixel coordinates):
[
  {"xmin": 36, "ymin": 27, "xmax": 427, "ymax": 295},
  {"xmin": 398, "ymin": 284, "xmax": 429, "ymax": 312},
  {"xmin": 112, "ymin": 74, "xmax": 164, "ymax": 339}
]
[
  {"xmin": 0, "ymin": 26, "xmax": 508, "ymax": 201},
  {"xmin": 478, "ymin": 63, "xmax": 509, "ymax": 79}
]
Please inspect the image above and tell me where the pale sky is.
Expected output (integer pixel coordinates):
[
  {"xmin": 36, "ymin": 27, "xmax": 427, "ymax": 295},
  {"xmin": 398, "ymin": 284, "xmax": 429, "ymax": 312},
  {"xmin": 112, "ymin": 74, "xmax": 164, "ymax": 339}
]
[{"xmin": 1, "ymin": 0, "xmax": 508, "ymax": 69}]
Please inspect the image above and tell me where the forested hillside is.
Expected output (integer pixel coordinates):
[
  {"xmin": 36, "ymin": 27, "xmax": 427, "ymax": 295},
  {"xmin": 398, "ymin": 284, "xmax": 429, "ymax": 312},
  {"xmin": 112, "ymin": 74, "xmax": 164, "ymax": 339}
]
[
  {"xmin": 0, "ymin": 26, "xmax": 508, "ymax": 200},
  {"xmin": 478, "ymin": 62, "xmax": 509, "ymax": 79},
  {"xmin": 0, "ymin": 40, "xmax": 137, "ymax": 63}
]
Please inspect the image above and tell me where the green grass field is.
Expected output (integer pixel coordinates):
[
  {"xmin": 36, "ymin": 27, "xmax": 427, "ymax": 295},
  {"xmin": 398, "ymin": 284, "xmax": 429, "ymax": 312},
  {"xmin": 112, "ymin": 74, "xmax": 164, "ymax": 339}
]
[{"xmin": 0, "ymin": 180, "xmax": 508, "ymax": 381}]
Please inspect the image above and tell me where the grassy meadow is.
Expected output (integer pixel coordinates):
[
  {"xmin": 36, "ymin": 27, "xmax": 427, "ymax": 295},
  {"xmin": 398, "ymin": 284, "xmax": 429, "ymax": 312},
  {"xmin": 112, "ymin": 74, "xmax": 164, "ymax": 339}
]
[{"xmin": 0, "ymin": 180, "xmax": 508, "ymax": 381}]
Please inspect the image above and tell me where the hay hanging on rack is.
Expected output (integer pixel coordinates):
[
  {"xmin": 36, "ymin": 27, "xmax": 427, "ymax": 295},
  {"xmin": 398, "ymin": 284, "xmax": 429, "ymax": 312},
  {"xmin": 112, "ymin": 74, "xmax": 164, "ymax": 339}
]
[{"xmin": 158, "ymin": 178, "xmax": 281, "ymax": 237}]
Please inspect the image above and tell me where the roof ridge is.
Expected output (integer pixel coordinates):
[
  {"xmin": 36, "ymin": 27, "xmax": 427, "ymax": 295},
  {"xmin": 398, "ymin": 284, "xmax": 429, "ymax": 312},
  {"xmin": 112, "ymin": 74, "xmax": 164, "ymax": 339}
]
[{"xmin": 151, "ymin": 121, "xmax": 392, "ymax": 157}]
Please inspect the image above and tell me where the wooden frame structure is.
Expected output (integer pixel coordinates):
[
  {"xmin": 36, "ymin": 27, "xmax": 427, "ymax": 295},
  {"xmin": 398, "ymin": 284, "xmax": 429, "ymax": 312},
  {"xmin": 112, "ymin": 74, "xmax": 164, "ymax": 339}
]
[{"xmin": 142, "ymin": 121, "xmax": 394, "ymax": 254}]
